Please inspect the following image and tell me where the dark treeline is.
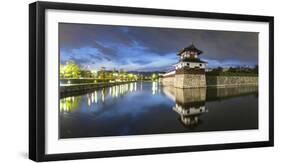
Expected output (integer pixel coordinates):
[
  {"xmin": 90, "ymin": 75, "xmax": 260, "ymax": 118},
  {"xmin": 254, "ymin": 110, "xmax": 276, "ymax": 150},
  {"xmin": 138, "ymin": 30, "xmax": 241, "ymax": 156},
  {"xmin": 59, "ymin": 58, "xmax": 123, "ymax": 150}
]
[{"xmin": 206, "ymin": 65, "xmax": 258, "ymax": 76}]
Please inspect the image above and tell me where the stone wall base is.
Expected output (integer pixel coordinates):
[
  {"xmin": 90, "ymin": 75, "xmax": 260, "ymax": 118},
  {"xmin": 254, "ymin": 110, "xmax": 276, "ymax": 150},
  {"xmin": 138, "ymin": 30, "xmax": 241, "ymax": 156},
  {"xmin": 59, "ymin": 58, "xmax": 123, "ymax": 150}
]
[
  {"xmin": 161, "ymin": 75, "xmax": 258, "ymax": 88},
  {"xmin": 206, "ymin": 76, "xmax": 258, "ymax": 87},
  {"xmin": 174, "ymin": 74, "xmax": 206, "ymax": 88}
]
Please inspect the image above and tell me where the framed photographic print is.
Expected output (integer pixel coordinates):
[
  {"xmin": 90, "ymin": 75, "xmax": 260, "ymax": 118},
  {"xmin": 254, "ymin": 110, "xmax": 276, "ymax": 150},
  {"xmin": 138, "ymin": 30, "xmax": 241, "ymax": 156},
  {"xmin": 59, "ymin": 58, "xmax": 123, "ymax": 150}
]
[{"xmin": 29, "ymin": 1, "xmax": 274, "ymax": 162}]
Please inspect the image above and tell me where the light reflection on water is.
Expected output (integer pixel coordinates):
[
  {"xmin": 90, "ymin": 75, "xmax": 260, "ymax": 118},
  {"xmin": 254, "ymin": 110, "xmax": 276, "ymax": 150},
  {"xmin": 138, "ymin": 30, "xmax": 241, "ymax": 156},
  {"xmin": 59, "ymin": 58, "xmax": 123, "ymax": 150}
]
[
  {"xmin": 60, "ymin": 96, "xmax": 81, "ymax": 112},
  {"xmin": 59, "ymin": 81, "xmax": 258, "ymax": 138},
  {"xmin": 60, "ymin": 81, "xmax": 161, "ymax": 112}
]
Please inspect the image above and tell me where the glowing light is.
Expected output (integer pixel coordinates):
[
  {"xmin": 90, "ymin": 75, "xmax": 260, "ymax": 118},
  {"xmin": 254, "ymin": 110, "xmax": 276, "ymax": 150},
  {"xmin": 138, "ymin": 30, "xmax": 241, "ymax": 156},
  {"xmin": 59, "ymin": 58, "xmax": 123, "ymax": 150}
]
[
  {"xmin": 91, "ymin": 69, "xmax": 98, "ymax": 74},
  {"xmin": 130, "ymin": 83, "xmax": 134, "ymax": 92},
  {"xmin": 87, "ymin": 97, "xmax": 91, "ymax": 107},
  {"xmin": 91, "ymin": 93, "xmax": 94, "ymax": 103},
  {"xmin": 94, "ymin": 91, "xmax": 98, "ymax": 103},
  {"xmin": 152, "ymin": 81, "xmax": 158, "ymax": 95},
  {"xmin": 101, "ymin": 89, "xmax": 105, "ymax": 102},
  {"xmin": 60, "ymin": 96, "xmax": 81, "ymax": 112}
]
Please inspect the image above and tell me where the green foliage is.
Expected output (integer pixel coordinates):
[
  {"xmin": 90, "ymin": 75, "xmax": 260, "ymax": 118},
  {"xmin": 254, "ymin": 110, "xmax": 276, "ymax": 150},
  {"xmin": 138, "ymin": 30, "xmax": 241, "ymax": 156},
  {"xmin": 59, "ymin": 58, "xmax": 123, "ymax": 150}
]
[
  {"xmin": 206, "ymin": 66, "xmax": 258, "ymax": 77},
  {"xmin": 127, "ymin": 73, "xmax": 135, "ymax": 80},
  {"xmin": 60, "ymin": 60, "xmax": 81, "ymax": 79},
  {"xmin": 60, "ymin": 64, "xmax": 65, "ymax": 78},
  {"xmin": 60, "ymin": 60, "xmax": 159, "ymax": 82},
  {"xmin": 80, "ymin": 70, "xmax": 93, "ymax": 78},
  {"xmin": 151, "ymin": 73, "xmax": 159, "ymax": 81},
  {"xmin": 206, "ymin": 71, "xmax": 258, "ymax": 77}
]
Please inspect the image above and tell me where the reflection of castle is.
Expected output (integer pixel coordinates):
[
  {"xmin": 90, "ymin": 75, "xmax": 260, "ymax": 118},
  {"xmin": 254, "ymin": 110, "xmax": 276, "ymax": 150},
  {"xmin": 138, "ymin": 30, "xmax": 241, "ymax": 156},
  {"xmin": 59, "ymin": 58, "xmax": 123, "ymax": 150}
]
[
  {"xmin": 173, "ymin": 101, "xmax": 207, "ymax": 127},
  {"xmin": 163, "ymin": 86, "xmax": 258, "ymax": 128},
  {"xmin": 164, "ymin": 87, "xmax": 207, "ymax": 127}
]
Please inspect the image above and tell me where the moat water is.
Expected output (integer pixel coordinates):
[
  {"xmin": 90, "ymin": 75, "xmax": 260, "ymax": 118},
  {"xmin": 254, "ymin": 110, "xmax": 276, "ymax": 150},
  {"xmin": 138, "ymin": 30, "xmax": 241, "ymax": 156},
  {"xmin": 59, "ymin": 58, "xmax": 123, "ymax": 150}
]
[{"xmin": 59, "ymin": 81, "xmax": 258, "ymax": 139}]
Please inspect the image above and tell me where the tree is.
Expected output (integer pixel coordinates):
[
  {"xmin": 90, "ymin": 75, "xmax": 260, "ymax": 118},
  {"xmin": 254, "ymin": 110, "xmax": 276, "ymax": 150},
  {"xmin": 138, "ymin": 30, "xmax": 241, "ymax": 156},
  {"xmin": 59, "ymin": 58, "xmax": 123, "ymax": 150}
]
[
  {"xmin": 63, "ymin": 60, "xmax": 81, "ymax": 78},
  {"xmin": 151, "ymin": 73, "xmax": 159, "ymax": 81},
  {"xmin": 98, "ymin": 67, "xmax": 105, "ymax": 80},
  {"xmin": 60, "ymin": 64, "xmax": 65, "ymax": 78},
  {"xmin": 127, "ymin": 73, "xmax": 134, "ymax": 81},
  {"xmin": 228, "ymin": 67, "xmax": 236, "ymax": 73},
  {"xmin": 105, "ymin": 71, "xmax": 113, "ymax": 80},
  {"xmin": 217, "ymin": 66, "xmax": 223, "ymax": 72},
  {"xmin": 80, "ymin": 70, "xmax": 92, "ymax": 78}
]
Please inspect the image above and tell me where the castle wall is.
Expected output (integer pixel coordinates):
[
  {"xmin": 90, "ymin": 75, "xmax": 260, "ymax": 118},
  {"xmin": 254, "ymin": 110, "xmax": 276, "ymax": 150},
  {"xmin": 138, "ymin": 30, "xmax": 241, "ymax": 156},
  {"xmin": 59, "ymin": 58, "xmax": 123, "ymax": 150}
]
[
  {"xmin": 174, "ymin": 74, "xmax": 206, "ymax": 88},
  {"xmin": 161, "ymin": 76, "xmax": 175, "ymax": 86},
  {"xmin": 161, "ymin": 75, "xmax": 258, "ymax": 88},
  {"xmin": 206, "ymin": 76, "xmax": 258, "ymax": 87},
  {"xmin": 173, "ymin": 87, "xmax": 206, "ymax": 104}
]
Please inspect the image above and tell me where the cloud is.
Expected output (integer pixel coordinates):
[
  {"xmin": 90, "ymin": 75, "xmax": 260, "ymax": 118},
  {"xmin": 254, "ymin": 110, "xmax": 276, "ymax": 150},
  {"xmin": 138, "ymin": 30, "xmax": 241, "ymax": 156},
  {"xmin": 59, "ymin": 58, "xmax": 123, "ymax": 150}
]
[{"xmin": 59, "ymin": 23, "xmax": 258, "ymax": 71}]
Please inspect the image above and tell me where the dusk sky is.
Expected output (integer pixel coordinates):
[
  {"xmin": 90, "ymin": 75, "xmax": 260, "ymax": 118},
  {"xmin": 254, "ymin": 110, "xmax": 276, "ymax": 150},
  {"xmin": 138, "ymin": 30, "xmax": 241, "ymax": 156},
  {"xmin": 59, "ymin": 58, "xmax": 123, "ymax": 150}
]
[{"xmin": 59, "ymin": 23, "xmax": 258, "ymax": 72}]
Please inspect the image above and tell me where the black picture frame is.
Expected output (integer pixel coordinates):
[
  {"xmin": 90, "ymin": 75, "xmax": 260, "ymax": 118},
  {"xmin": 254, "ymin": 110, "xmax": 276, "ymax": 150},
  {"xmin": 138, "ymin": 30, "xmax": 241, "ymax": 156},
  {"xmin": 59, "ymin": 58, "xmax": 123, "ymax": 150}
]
[{"xmin": 29, "ymin": 1, "xmax": 274, "ymax": 162}]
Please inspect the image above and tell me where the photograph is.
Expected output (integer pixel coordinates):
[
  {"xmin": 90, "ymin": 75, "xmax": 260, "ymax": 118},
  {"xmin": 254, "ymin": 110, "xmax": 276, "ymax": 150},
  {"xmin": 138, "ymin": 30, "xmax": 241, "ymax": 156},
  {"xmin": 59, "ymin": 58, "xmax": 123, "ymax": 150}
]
[
  {"xmin": 59, "ymin": 23, "xmax": 259, "ymax": 139},
  {"xmin": 28, "ymin": 1, "xmax": 274, "ymax": 161}
]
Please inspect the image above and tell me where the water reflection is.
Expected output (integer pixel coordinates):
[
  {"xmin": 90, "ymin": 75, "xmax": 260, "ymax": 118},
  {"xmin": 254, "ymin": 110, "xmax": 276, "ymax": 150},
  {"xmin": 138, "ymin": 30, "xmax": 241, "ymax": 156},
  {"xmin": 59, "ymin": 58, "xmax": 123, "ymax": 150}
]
[
  {"xmin": 87, "ymin": 91, "xmax": 98, "ymax": 107},
  {"xmin": 60, "ymin": 81, "xmax": 160, "ymax": 112},
  {"xmin": 207, "ymin": 86, "xmax": 258, "ymax": 101},
  {"xmin": 152, "ymin": 81, "xmax": 160, "ymax": 95},
  {"xmin": 59, "ymin": 82, "xmax": 258, "ymax": 138},
  {"xmin": 60, "ymin": 96, "xmax": 81, "ymax": 112},
  {"xmin": 164, "ymin": 87, "xmax": 207, "ymax": 128}
]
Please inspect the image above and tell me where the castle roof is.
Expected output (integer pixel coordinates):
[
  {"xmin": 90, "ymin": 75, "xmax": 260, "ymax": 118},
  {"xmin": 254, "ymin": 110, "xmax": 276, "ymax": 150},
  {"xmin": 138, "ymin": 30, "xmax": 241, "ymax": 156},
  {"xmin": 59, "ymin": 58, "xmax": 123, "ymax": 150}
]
[{"xmin": 177, "ymin": 43, "xmax": 203, "ymax": 55}]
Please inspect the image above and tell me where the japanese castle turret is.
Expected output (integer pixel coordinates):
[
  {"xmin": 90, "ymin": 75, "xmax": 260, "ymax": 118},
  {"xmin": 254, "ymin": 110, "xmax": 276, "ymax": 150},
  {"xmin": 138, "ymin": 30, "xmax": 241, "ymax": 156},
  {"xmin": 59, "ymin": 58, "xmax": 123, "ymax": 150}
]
[
  {"xmin": 166, "ymin": 43, "xmax": 207, "ymax": 88},
  {"xmin": 161, "ymin": 43, "xmax": 207, "ymax": 88}
]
